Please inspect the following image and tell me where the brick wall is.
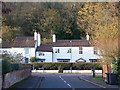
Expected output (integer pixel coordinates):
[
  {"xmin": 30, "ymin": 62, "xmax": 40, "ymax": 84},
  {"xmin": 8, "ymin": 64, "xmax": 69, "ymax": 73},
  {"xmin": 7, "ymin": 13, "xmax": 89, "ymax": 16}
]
[
  {"xmin": 0, "ymin": 75, "xmax": 2, "ymax": 90},
  {"xmin": 3, "ymin": 68, "xmax": 31, "ymax": 88}
]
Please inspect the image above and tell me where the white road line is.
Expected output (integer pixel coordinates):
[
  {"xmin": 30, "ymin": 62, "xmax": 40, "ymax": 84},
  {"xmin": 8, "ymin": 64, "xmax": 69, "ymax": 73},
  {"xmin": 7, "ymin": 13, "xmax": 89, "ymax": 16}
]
[
  {"xmin": 67, "ymin": 84, "xmax": 71, "ymax": 87},
  {"xmin": 59, "ymin": 76, "xmax": 75, "ymax": 90},
  {"xmin": 64, "ymin": 80, "xmax": 67, "ymax": 83}
]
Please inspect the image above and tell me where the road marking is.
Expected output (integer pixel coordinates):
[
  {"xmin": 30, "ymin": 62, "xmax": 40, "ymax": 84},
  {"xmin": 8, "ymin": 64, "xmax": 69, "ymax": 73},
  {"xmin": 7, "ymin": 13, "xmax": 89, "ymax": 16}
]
[
  {"xmin": 59, "ymin": 76, "xmax": 75, "ymax": 90},
  {"xmin": 67, "ymin": 84, "xmax": 71, "ymax": 87},
  {"xmin": 64, "ymin": 80, "xmax": 67, "ymax": 83}
]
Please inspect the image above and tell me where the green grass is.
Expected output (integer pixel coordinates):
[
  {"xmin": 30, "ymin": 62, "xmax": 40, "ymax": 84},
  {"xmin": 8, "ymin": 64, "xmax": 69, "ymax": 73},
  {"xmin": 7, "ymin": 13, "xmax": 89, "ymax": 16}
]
[
  {"xmin": 90, "ymin": 76, "xmax": 103, "ymax": 81},
  {"xmin": 9, "ymin": 76, "xmax": 30, "ymax": 88}
]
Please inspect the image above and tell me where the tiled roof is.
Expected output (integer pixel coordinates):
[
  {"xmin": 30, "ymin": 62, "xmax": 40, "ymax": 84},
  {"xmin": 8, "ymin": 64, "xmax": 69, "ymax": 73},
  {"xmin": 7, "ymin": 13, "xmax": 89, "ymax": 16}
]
[
  {"xmin": 13, "ymin": 37, "xmax": 36, "ymax": 47},
  {"xmin": 36, "ymin": 44, "xmax": 53, "ymax": 52},
  {"xmin": 36, "ymin": 40, "xmax": 93, "ymax": 52},
  {"xmin": 0, "ymin": 42, "xmax": 14, "ymax": 48},
  {"xmin": 53, "ymin": 40, "xmax": 92, "ymax": 47}
]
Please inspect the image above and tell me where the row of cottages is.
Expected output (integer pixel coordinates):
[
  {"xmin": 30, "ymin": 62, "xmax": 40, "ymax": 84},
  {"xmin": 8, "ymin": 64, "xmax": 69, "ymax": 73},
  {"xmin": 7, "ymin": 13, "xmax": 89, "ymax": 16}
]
[{"xmin": 0, "ymin": 30, "xmax": 100, "ymax": 63}]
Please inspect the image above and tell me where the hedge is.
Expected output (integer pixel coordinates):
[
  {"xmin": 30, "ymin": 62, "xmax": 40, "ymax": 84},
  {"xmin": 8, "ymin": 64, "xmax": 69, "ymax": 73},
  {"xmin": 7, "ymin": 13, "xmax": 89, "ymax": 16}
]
[{"xmin": 28, "ymin": 62, "xmax": 102, "ymax": 70}]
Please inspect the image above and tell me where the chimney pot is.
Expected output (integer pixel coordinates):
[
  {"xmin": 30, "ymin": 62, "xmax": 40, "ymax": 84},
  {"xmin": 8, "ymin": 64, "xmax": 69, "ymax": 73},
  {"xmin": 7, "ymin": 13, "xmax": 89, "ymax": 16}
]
[
  {"xmin": 86, "ymin": 33, "xmax": 89, "ymax": 40},
  {"xmin": 34, "ymin": 30, "xmax": 37, "ymax": 40},
  {"xmin": 53, "ymin": 34, "xmax": 56, "ymax": 42}
]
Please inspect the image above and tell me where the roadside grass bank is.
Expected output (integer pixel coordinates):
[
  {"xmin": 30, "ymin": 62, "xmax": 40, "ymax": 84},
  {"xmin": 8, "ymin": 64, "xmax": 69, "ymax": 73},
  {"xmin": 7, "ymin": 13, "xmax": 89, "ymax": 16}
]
[{"xmin": 90, "ymin": 76, "xmax": 103, "ymax": 81}]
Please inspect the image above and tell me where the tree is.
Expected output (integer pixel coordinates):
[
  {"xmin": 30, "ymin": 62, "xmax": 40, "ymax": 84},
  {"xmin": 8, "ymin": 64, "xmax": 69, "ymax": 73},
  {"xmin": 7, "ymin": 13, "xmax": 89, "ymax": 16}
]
[
  {"xmin": 5, "ymin": 52, "xmax": 25, "ymax": 63},
  {"xmin": 1, "ymin": 26, "xmax": 23, "ymax": 41},
  {"xmin": 77, "ymin": 2, "xmax": 119, "ymax": 72},
  {"xmin": 3, "ymin": 2, "xmax": 86, "ymax": 40}
]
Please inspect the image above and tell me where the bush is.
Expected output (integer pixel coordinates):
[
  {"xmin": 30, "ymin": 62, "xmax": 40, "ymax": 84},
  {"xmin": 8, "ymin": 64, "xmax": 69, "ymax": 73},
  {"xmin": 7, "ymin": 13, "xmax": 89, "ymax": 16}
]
[
  {"xmin": 11, "ymin": 64, "xmax": 19, "ymax": 71},
  {"xmin": 2, "ymin": 58, "xmax": 12, "ymax": 75},
  {"xmin": 30, "ymin": 57, "xmax": 38, "ymax": 62},
  {"xmin": 2, "ymin": 58, "xmax": 20, "ymax": 75}
]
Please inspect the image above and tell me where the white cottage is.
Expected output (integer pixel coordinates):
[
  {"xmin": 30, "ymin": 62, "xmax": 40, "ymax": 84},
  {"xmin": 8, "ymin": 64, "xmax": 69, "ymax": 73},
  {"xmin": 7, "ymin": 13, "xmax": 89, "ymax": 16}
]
[
  {"xmin": 36, "ymin": 34, "xmax": 100, "ymax": 62},
  {"xmin": 0, "ymin": 37, "xmax": 36, "ymax": 63}
]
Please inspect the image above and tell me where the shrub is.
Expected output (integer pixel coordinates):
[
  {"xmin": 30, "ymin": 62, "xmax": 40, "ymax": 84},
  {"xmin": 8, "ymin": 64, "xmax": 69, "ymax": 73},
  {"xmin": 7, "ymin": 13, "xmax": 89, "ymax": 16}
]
[
  {"xmin": 30, "ymin": 57, "xmax": 40, "ymax": 62},
  {"xmin": 11, "ymin": 64, "xmax": 19, "ymax": 71},
  {"xmin": 2, "ymin": 58, "xmax": 12, "ymax": 75},
  {"xmin": 30, "ymin": 57, "xmax": 37, "ymax": 62}
]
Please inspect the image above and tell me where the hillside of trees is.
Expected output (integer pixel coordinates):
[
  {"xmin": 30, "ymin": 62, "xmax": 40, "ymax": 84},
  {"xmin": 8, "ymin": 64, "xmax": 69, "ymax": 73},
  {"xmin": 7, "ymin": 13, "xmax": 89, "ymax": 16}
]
[{"xmin": 2, "ymin": 2, "xmax": 119, "ymax": 43}]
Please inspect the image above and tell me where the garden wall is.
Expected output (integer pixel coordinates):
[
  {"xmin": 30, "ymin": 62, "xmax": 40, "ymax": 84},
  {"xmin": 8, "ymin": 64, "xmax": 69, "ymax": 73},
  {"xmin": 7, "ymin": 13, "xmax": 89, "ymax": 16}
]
[
  {"xmin": 3, "ymin": 68, "xmax": 31, "ymax": 88},
  {"xmin": 32, "ymin": 70, "xmax": 102, "ymax": 74},
  {"xmin": 63, "ymin": 70, "xmax": 102, "ymax": 74}
]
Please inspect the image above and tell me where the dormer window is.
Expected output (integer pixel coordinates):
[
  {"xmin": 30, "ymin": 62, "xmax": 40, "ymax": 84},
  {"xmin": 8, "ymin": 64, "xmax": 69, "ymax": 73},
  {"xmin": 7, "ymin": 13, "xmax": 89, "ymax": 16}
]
[
  {"xmin": 79, "ymin": 47, "xmax": 83, "ymax": 54},
  {"xmin": 67, "ymin": 48, "xmax": 71, "ymax": 53},
  {"xmin": 55, "ymin": 49, "xmax": 60, "ymax": 53}
]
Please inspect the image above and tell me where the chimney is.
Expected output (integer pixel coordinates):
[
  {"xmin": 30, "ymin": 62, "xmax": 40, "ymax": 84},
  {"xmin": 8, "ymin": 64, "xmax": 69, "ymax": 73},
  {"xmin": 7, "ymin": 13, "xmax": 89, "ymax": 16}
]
[
  {"xmin": 52, "ymin": 34, "xmax": 56, "ymax": 42},
  {"xmin": 34, "ymin": 30, "xmax": 37, "ymax": 40},
  {"xmin": 86, "ymin": 33, "xmax": 89, "ymax": 40},
  {"xmin": 37, "ymin": 32, "xmax": 41, "ymax": 46}
]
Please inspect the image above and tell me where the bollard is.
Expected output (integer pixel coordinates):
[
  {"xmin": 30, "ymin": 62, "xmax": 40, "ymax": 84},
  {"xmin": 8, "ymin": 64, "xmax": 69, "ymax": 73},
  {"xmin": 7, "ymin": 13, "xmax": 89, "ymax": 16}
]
[{"xmin": 92, "ymin": 68, "xmax": 95, "ymax": 78}]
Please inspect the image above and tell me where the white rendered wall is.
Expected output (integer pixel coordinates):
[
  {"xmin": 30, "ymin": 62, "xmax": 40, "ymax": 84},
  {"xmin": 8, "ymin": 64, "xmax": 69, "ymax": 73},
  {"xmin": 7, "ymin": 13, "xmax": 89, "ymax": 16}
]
[
  {"xmin": 53, "ymin": 47, "xmax": 100, "ymax": 62},
  {"xmin": 0, "ymin": 48, "xmax": 13, "ymax": 55},
  {"xmin": 12, "ymin": 48, "xmax": 35, "ymax": 63},
  {"xmin": 0, "ymin": 47, "xmax": 35, "ymax": 63},
  {"xmin": 36, "ymin": 51, "xmax": 52, "ymax": 62}
]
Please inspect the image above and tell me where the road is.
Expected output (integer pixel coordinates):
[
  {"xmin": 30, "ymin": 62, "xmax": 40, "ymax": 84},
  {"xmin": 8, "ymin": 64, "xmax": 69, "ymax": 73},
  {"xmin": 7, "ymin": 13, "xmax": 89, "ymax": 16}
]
[{"xmin": 33, "ymin": 74, "xmax": 100, "ymax": 89}]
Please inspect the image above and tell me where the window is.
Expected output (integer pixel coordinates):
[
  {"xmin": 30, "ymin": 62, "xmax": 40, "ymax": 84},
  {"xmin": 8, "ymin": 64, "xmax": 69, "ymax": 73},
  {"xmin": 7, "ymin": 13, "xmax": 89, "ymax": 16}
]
[
  {"xmin": 57, "ymin": 59, "xmax": 70, "ymax": 62},
  {"xmin": 79, "ymin": 47, "xmax": 83, "ymax": 54},
  {"xmin": 55, "ymin": 49, "xmax": 60, "ymax": 53},
  {"xmin": 3, "ymin": 50, "xmax": 7, "ymax": 53},
  {"xmin": 89, "ymin": 59, "xmax": 97, "ymax": 62},
  {"xmin": 94, "ymin": 47, "xmax": 97, "ymax": 55},
  {"xmin": 25, "ymin": 48, "xmax": 29, "ymax": 54},
  {"xmin": 39, "ymin": 52, "xmax": 44, "ymax": 56},
  {"xmin": 38, "ymin": 59, "xmax": 45, "ymax": 62},
  {"xmin": 67, "ymin": 48, "xmax": 71, "ymax": 53}
]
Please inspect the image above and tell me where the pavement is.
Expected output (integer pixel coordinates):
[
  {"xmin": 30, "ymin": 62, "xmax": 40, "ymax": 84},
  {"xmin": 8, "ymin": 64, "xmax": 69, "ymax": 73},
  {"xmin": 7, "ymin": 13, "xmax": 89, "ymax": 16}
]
[{"xmin": 78, "ymin": 74, "xmax": 120, "ymax": 89}]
